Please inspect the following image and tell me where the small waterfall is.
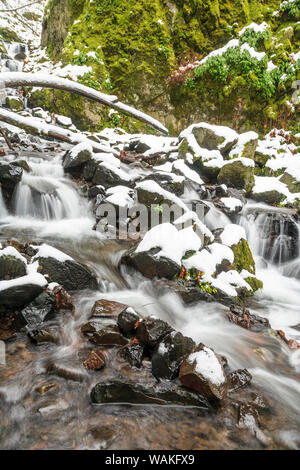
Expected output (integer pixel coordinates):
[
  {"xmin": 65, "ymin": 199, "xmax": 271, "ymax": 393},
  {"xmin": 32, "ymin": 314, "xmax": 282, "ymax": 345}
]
[
  {"xmin": 0, "ymin": 187, "xmax": 8, "ymax": 218},
  {"xmin": 241, "ymin": 204, "xmax": 299, "ymax": 265},
  {"xmin": 0, "ymin": 42, "xmax": 27, "ymax": 72},
  {"xmin": 12, "ymin": 159, "xmax": 87, "ymax": 221}
]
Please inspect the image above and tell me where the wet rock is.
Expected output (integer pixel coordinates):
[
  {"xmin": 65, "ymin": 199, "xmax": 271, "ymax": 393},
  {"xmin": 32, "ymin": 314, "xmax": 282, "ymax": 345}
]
[
  {"xmin": 52, "ymin": 285, "xmax": 74, "ymax": 311},
  {"xmin": 179, "ymin": 344, "xmax": 228, "ymax": 401},
  {"xmin": 119, "ymin": 343, "xmax": 144, "ymax": 368},
  {"xmin": 37, "ymin": 256, "xmax": 97, "ymax": 291},
  {"xmin": 117, "ymin": 308, "xmax": 139, "ymax": 334},
  {"xmin": 238, "ymin": 403, "xmax": 271, "ymax": 447},
  {"xmin": 83, "ymin": 350, "xmax": 107, "ymax": 370},
  {"xmin": 91, "ymin": 380, "xmax": 209, "ymax": 408},
  {"xmin": 92, "ymin": 299, "xmax": 128, "ymax": 319},
  {"xmin": 0, "ymin": 252, "xmax": 27, "ymax": 281},
  {"xmin": 0, "ymin": 282, "xmax": 45, "ymax": 311},
  {"xmin": 81, "ymin": 318, "xmax": 115, "ymax": 335},
  {"xmin": 228, "ymin": 369, "xmax": 252, "ymax": 392},
  {"xmin": 63, "ymin": 142, "xmax": 92, "ymax": 172},
  {"xmin": 142, "ymin": 173, "xmax": 184, "ymax": 196},
  {"xmin": 152, "ymin": 331, "xmax": 195, "ymax": 380},
  {"xmin": 88, "ymin": 185, "xmax": 106, "ymax": 200},
  {"xmin": 36, "ymin": 382, "xmax": 58, "ymax": 395},
  {"xmin": 47, "ymin": 362, "xmax": 87, "ymax": 382},
  {"xmin": 21, "ymin": 291, "xmax": 56, "ymax": 326},
  {"xmin": 136, "ymin": 316, "xmax": 173, "ymax": 349},
  {"xmin": 153, "ymin": 279, "xmax": 215, "ymax": 304},
  {"xmin": 38, "ymin": 399, "xmax": 69, "ymax": 417},
  {"xmin": 92, "ymin": 163, "xmax": 132, "ymax": 189},
  {"xmin": 90, "ymin": 326, "xmax": 127, "ymax": 347},
  {"xmin": 28, "ymin": 329, "xmax": 58, "ymax": 345},
  {"xmin": 122, "ymin": 247, "xmax": 180, "ymax": 280},
  {"xmin": 0, "ymin": 162, "xmax": 23, "ymax": 199},
  {"xmin": 228, "ymin": 305, "xmax": 270, "ymax": 333}
]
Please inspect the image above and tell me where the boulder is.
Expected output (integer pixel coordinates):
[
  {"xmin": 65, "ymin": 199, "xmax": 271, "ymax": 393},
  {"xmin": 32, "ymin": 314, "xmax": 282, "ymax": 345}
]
[
  {"xmin": 136, "ymin": 316, "xmax": 173, "ymax": 349},
  {"xmin": 0, "ymin": 249, "xmax": 27, "ymax": 281},
  {"xmin": 227, "ymin": 305, "xmax": 270, "ymax": 332},
  {"xmin": 152, "ymin": 331, "xmax": 195, "ymax": 380},
  {"xmin": 0, "ymin": 279, "xmax": 45, "ymax": 312},
  {"xmin": 0, "ymin": 162, "xmax": 23, "ymax": 199},
  {"xmin": 63, "ymin": 142, "xmax": 93, "ymax": 172},
  {"xmin": 92, "ymin": 162, "xmax": 132, "ymax": 189},
  {"xmin": 179, "ymin": 344, "xmax": 228, "ymax": 401},
  {"xmin": 217, "ymin": 159, "xmax": 255, "ymax": 192},
  {"xmin": 122, "ymin": 247, "xmax": 180, "ymax": 280},
  {"xmin": 180, "ymin": 123, "xmax": 238, "ymax": 153},
  {"xmin": 21, "ymin": 291, "xmax": 56, "ymax": 326},
  {"xmin": 27, "ymin": 328, "xmax": 58, "ymax": 344},
  {"xmin": 280, "ymin": 171, "xmax": 300, "ymax": 193},
  {"xmin": 36, "ymin": 256, "xmax": 97, "ymax": 292},
  {"xmin": 91, "ymin": 380, "xmax": 209, "ymax": 408}
]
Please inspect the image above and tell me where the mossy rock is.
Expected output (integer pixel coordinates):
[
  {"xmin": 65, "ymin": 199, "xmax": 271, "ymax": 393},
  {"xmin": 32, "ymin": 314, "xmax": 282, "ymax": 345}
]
[
  {"xmin": 0, "ymin": 255, "xmax": 27, "ymax": 281},
  {"xmin": 279, "ymin": 171, "xmax": 300, "ymax": 193},
  {"xmin": 0, "ymin": 27, "xmax": 21, "ymax": 42},
  {"xmin": 6, "ymin": 96, "xmax": 24, "ymax": 113},
  {"xmin": 252, "ymin": 190, "xmax": 286, "ymax": 205},
  {"xmin": 178, "ymin": 137, "xmax": 221, "ymax": 182},
  {"xmin": 217, "ymin": 160, "xmax": 254, "ymax": 192},
  {"xmin": 232, "ymin": 238, "xmax": 256, "ymax": 275}
]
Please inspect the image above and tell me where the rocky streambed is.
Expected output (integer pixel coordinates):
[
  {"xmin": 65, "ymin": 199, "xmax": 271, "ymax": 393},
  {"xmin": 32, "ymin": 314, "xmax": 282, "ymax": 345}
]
[{"xmin": 0, "ymin": 116, "xmax": 300, "ymax": 450}]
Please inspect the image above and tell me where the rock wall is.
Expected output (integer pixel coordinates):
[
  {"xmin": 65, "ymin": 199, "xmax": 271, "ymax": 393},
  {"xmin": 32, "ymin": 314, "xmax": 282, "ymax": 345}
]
[{"xmin": 38, "ymin": 0, "xmax": 299, "ymax": 133}]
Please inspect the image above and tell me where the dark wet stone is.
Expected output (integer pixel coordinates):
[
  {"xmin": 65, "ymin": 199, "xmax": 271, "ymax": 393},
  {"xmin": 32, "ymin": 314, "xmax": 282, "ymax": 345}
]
[
  {"xmin": 63, "ymin": 145, "xmax": 92, "ymax": 171},
  {"xmin": 53, "ymin": 285, "xmax": 74, "ymax": 311},
  {"xmin": 92, "ymin": 299, "xmax": 128, "ymax": 319},
  {"xmin": 92, "ymin": 163, "xmax": 132, "ymax": 189},
  {"xmin": 21, "ymin": 291, "xmax": 56, "ymax": 326},
  {"xmin": 153, "ymin": 279, "xmax": 214, "ymax": 304},
  {"xmin": 136, "ymin": 316, "xmax": 173, "ymax": 349},
  {"xmin": 37, "ymin": 257, "xmax": 97, "ymax": 291},
  {"xmin": 179, "ymin": 343, "xmax": 228, "ymax": 401},
  {"xmin": 47, "ymin": 362, "xmax": 87, "ymax": 382},
  {"xmin": 142, "ymin": 173, "xmax": 184, "ymax": 196},
  {"xmin": 228, "ymin": 369, "xmax": 252, "ymax": 392},
  {"xmin": 91, "ymin": 380, "xmax": 209, "ymax": 408},
  {"xmin": 152, "ymin": 331, "xmax": 195, "ymax": 380},
  {"xmin": 117, "ymin": 308, "xmax": 139, "ymax": 334},
  {"xmin": 83, "ymin": 350, "xmax": 106, "ymax": 370},
  {"xmin": 90, "ymin": 326, "xmax": 127, "ymax": 347},
  {"xmin": 119, "ymin": 343, "xmax": 144, "ymax": 368},
  {"xmin": 27, "ymin": 328, "xmax": 58, "ymax": 344},
  {"xmin": 0, "ymin": 283, "xmax": 44, "ymax": 311},
  {"xmin": 228, "ymin": 305, "xmax": 270, "ymax": 333},
  {"xmin": 0, "ymin": 162, "xmax": 23, "ymax": 199},
  {"xmin": 88, "ymin": 185, "xmax": 106, "ymax": 200},
  {"xmin": 122, "ymin": 247, "xmax": 180, "ymax": 280}
]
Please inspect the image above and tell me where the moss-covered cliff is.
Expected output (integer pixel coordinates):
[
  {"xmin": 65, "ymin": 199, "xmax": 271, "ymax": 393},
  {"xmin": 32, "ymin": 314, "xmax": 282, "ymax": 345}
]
[{"xmin": 39, "ymin": 0, "xmax": 299, "ymax": 134}]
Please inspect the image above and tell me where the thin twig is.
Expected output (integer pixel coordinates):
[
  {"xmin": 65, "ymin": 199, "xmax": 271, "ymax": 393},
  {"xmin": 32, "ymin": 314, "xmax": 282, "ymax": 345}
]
[{"xmin": 0, "ymin": 1, "xmax": 40, "ymax": 13}]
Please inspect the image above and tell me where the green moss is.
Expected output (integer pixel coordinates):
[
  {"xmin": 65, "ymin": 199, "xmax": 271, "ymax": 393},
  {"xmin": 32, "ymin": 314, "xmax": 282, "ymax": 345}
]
[
  {"xmin": 0, "ymin": 27, "xmax": 21, "ymax": 42},
  {"xmin": 245, "ymin": 276, "xmax": 263, "ymax": 292},
  {"xmin": 232, "ymin": 238, "xmax": 256, "ymax": 275},
  {"xmin": 6, "ymin": 96, "xmax": 24, "ymax": 112}
]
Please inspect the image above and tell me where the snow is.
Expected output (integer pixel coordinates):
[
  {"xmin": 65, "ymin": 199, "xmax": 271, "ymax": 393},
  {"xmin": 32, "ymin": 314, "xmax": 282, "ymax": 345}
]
[
  {"xmin": 173, "ymin": 211, "xmax": 214, "ymax": 241},
  {"xmin": 220, "ymin": 197, "xmax": 243, "ymax": 211},
  {"xmin": 0, "ymin": 270, "xmax": 47, "ymax": 292},
  {"xmin": 105, "ymin": 187, "xmax": 134, "ymax": 208},
  {"xmin": 252, "ymin": 176, "xmax": 288, "ymax": 196},
  {"xmin": 212, "ymin": 270, "xmax": 252, "ymax": 296},
  {"xmin": 135, "ymin": 223, "xmax": 202, "ymax": 266},
  {"xmin": 229, "ymin": 131, "xmax": 258, "ymax": 158},
  {"xmin": 222, "ymin": 157, "xmax": 255, "ymax": 168},
  {"xmin": 32, "ymin": 244, "xmax": 73, "ymax": 263},
  {"xmin": 188, "ymin": 347, "xmax": 225, "ymax": 386},
  {"xmin": 69, "ymin": 141, "xmax": 93, "ymax": 160},
  {"xmin": 172, "ymin": 160, "xmax": 204, "ymax": 185},
  {"xmin": 239, "ymin": 22, "xmax": 269, "ymax": 36},
  {"xmin": 136, "ymin": 180, "xmax": 189, "ymax": 212},
  {"xmin": 208, "ymin": 243, "xmax": 234, "ymax": 265},
  {"xmin": 240, "ymin": 43, "xmax": 266, "ymax": 61},
  {"xmin": 220, "ymin": 224, "xmax": 246, "ymax": 247}
]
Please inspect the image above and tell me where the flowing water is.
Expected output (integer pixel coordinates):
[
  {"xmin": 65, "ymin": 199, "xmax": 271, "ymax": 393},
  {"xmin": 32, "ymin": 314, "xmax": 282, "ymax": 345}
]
[{"xmin": 1, "ymin": 142, "xmax": 300, "ymax": 449}]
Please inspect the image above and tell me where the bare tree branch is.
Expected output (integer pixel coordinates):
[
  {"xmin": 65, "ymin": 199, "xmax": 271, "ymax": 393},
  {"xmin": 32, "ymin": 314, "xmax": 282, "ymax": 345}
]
[{"xmin": 0, "ymin": 126, "xmax": 13, "ymax": 150}]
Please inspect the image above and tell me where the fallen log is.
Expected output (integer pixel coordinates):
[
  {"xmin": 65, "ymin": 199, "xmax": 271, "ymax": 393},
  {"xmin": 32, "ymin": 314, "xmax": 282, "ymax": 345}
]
[
  {"xmin": 0, "ymin": 107, "xmax": 119, "ymax": 156},
  {"xmin": 0, "ymin": 72, "xmax": 168, "ymax": 135}
]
